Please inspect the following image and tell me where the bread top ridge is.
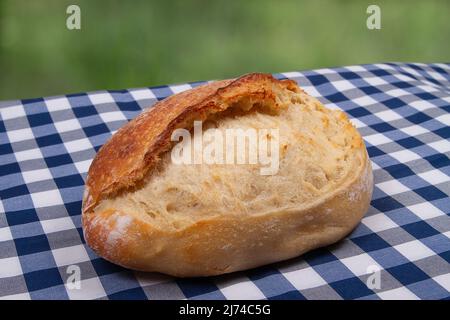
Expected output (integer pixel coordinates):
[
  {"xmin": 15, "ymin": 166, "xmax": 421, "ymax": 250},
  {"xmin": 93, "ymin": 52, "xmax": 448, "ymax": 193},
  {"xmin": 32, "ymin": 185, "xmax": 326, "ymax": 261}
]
[{"xmin": 83, "ymin": 73, "xmax": 302, "ymax": 214}]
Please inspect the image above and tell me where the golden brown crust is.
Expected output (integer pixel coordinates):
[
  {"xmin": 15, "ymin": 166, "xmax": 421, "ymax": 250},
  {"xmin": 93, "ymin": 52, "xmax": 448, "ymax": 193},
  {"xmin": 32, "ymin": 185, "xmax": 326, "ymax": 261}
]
[
  {"xmin": 82, "ymin": 73, "xmax": 374, "ymax": 277},
  {"xmin": 83, "ymin": 73, "xmax": 300, "ymax": 214}
]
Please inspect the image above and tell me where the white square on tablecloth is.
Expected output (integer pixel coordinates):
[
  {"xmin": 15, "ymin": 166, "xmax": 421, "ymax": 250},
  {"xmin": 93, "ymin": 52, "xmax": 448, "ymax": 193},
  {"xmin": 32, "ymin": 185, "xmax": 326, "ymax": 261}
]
[
  {"xmin": 22, "ymin": 168, "xmax": 53, "ymax": 184},
  {"xmin": 352, "ymin": 95, "xmax": 378, "ymax": 107},
  {"xmin": 129, "ymin": 89, "xmax": 156, "ymax": 100},
  {"xmin": 345, "ymin": 65, "xmax": 367, "ymax": 72},
  {"xmin": 364, "ymin": 77, "xmax": 388, "ymax": 86},
  {"xmin": 376, "ymin": 179, "xmax": 410, "ymax": 195},
  {"xmin": 386, "ymin": 88, "xmax": 408, "ymax": 98},
  {"xmin": 54, "ymin": 119, "xmax": 82, "ymax": 133},
  {"xmin": 0, "ymin": 227, "xmax": 13, "ymax": 242},
  {"xmin": 52, "ymin": 244, "xmax": 90, "ymax": 266},
  {"xmin": 433, "ymin": 274, "xmax": 450, "ymax": 292},
  {"xmin": 377, "ymin": 287, "xmax": 419, "ymax": 300},
  {"xmin": 340, "ymin": 253, "xmax": 381, "ymax": 276},
  {"xmin": 362, "ymin": 213, "xmax": 398, "ymax": 232},
  {"xmin": 45, "ymin": 97, "xmax": 72, "ymax": 112},
  {"xmin": 88, "ymin": 92, "xmax": 115, "ymax": 105},
  {"xmin": 364, "ymin": 133, "xmax": 392, "ymax": 146},
  {"xmin": 400, "ymin": 125, "xmax": 429, "ymax": 136},
  {"xmin": 41, "ymin": 216, "xmax": 76, "ymax": 234},
  {"xmin": 282, "ymin": 71, "xmax": 303, "ymax": 78},
  {"xmin": 389, "ymin": 149, "xmax": 421, "ymax": 163},
  {"xmin": 375, "ymin": 109, "xmax": 402, "ymax": 122},
  {"xmin": 14, "ymin": 148, "xmax": 44, "ymax": 162},
  {"xmin": 65, "ymin": 277, "xmax": 106, "ymax": 300},
  {"xmin": 302, "ymin": 86, "xmax": 321, "ymax": 98},
  {"xmin": 282, "ymin": 267, "xmax": 327, "ymax": 290},
  {"xmin": 0, "ymin": 256, "xmax": 23, "ymax": 277},
  {"xmin": 394, "ymin": 240, "xmax": 435, "ymax": 262},
  {"xmin": 216, "ymin": 276, "xmax": 266, "ymax": 300},
  {"xmin": 74, "ymin": 159, "xmax": 92, "ymax": 174},
  {"xmin": 331, "ymin": 79, "xmax": 355, "ymax": 92},
  {"xmin": 31, "ymin": 189, "xmax": 64, "ymax": 208},
  {"xmin": 169, "ymin": 84, "xmax": 192, "ymax": 94},
  {"xmin": 0, "ymin": 104, "xmax": 26, "ymax": 120},
  {"xmin": 436, "ymin": 114, "xmax": 450, "ymax": 126},
  {"xmin": 408, "ymin": 202, "xmax": 445, "ymax": 220},
  {"xmin": 7, "ymin": 128, "xmax": 34, "ymax": 143},
  {"xmin": 417, "ymin": 169, "xmax": 450, "ymax": 185},
  {"xmin": 0, "ymin": 292, "xmax": 31, "ymax": 300},
  {"xmin": 428, "ymin": 140, "xmax": 450, "ymax": 154},
  {"xmin": 99, "ymin": 111, "xmax": 127, "ymax": 123},
  {"xmin": 64, "ymin": 138, "xmax": 92, "ymax": 154},
  {"xmin": 350, "ymin": 118, "xmax": 366, "ymax": 129},
  {"xmin": 409, "ymin": 100, "xmax": 435, "ymax": 111}
]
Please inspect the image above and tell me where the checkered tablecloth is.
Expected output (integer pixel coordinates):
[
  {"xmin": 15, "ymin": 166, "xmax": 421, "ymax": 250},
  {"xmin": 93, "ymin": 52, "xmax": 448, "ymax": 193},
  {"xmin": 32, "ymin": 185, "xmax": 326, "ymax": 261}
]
[{"xmin": 0, "ymin": 63, "xmax": 449, "ymax": 300}]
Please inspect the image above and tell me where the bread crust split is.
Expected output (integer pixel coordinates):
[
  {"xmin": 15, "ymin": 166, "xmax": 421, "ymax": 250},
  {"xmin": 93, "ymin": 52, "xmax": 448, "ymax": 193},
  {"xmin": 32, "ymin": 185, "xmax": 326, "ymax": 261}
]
[{"xmin": 82, "ymin": 73, "xmax": 373, "ymax": 277}]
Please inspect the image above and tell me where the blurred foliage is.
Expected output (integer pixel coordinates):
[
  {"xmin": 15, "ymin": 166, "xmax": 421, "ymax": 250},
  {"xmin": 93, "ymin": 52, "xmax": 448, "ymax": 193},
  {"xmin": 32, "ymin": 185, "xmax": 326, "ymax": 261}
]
[{"xmin": 0, "ymin": 0, "xmax": 449, "ymax": 100}]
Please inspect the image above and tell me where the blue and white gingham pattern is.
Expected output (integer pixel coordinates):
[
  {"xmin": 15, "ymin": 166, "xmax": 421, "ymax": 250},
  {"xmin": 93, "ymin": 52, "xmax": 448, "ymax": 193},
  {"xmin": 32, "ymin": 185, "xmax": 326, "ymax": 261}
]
[{"xmin": 0, "ymin": 63, "xmax": 449, "ymax": 300}]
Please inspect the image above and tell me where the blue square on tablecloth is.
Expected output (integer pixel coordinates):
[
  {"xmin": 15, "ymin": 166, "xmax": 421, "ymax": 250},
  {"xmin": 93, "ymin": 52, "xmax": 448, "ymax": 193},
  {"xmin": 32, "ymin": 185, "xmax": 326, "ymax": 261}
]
[
  {"xmin": 366, "ymin": 145, "xmax": 386, "ymax": 157},
  {"xmin": 348, "ymin": 107, "xmax": 372, "ymax": 118},
  {"xmin": 414, "ymin": 186, "xmax": 447, "ymax": 202},
  {"xmin": 425, "ymin": 154, "xmax": 448, "ymax": 169},
  {"xmin": 44, "ymin": 153, "xmax": 73, "ymax": 168},
  {"xmin": 370, "ymin": 122, "xmax": 396, "ymax": 133},
  {"xmin": 306, "ymin": 74, "xmax": 329, "ymax": 86},
  {"xmin": 6, "ymin": 209, "xmax": 39, "ymax": 226},
  {"xmin": 360, "ymin": 85, "xmax": 382, "ymax": 95},
  {"xmin": 116, "ymin": 101, "xmax": 141, "ymax": 111},
  {"xmin": 91, "ymin": 258, "xmax": 125, "ymax": 276},
  {"xmin": 54, "ymin": 174, "xmax": 84, "ymax": 189},
  {"xmin": 387, "ymin": 263, "xmax": 429, "ymax": 286},
  {"xmin": 1, "ymin": 184, "xmax": 29, "ymax": 199},
  {"xmin": 83, "ymin": 123, "xmax": 110, "ymax": 137},
  {"xmin": 330, "ymin": 277, "xmax": 374, "ymax": 299},
  {"xmin": 439, "ymin": 251, "xmax": 450, "ymax": 264},
  {"xmin": 0, "ymin": 142, "xmax": 13, "ymax": 155},
  {"xmin": 177, "ymin": 277, "xmax": 221, "ymax": 298},
  {"xmin": 73, "ymin": 105, "xmax": 98, "ymax": 118},
  {"xmin": 352, "ymin": 233, "xmax": 391, "ymax": 253},
  {"xmin": 371, "ymin": 196, "xmax": 404, "ymax": 213},
  {"xmin": 15, "ymin": 234, "xmax": 51, "ymax": 256},
  {"xmin": 1, "ymin": 162, "xmax": 21, "ymax": 176},
  {"xmin": 403, "ymin": 221, "xmax": 440, "ymax": 239},
  {"xmin": 434, "ymin": 127, "xmax": 450, "ymax": 139},
  {"xmin": 340, "ymin": 71, "xmax": 361, "ymax": 80},
  {"xmin": 371, "ymin": 69, "xmax": 390, "ymax": 77},
  {"xmin": 27, "ymin": 112, "xmax": 53, "ymax": 127},
  {"xmin": 108, "ymin": 287, "xmax": 147, "ymax": 300},
  {"xmin": 270, "ymin": 290, "xmax": 305, "ymax": 300},
  {"xmin": 397, "ymin": 136, "xmax": 423, "ymax": 149},
  {"xmin": 385, "ymin": 163, "xmax": 416, "ymax": 179},
  {"xmin": 24, "ymin": 267, "xmax": 63, "ymax": 292},
  {"xmin": 36, "ymin": 133, "xmax": 62, "ymax": 148},
  {"xmin": 303, "ymin": 248, "xmax": 337, "ymax": 266}
]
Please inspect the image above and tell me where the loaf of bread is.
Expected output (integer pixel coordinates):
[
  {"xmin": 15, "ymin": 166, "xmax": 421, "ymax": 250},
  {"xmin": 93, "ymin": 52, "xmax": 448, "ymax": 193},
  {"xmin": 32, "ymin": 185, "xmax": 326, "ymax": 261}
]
[{"xmin": 82, "ymin": 73, "xmax": 373, "ymax": 277}]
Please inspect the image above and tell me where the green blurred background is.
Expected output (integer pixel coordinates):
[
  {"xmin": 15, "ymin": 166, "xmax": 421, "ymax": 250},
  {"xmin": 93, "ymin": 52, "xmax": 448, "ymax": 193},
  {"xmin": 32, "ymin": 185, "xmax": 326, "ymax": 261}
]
[{"xmin": 0, "ymin": 0, "xmax": 449, "ymax": 100}]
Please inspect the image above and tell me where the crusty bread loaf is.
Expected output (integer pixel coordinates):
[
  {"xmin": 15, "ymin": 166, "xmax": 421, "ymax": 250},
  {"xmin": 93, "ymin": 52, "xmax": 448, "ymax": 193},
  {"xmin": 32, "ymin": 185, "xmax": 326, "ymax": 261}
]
[{"xmin": 82, "ymin": 73, "xmax": 373, "ymax": 277}]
